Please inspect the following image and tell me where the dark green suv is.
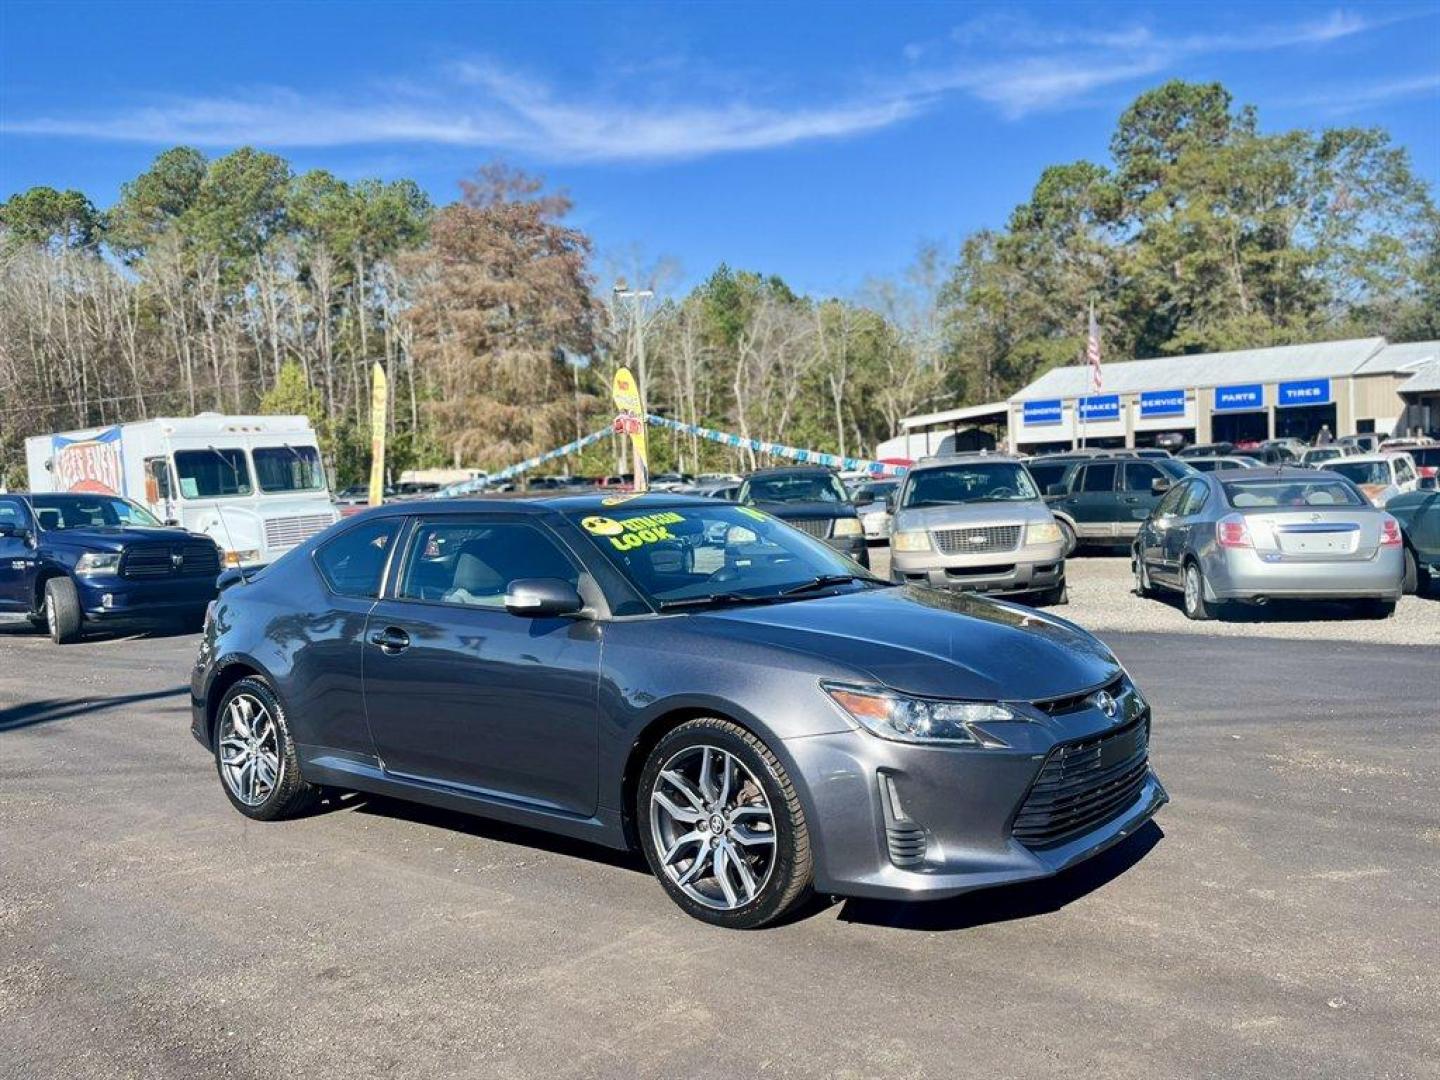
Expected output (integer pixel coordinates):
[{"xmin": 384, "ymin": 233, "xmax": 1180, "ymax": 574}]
[
  {"xmin": 1043, "ymin": 456, "xmax": 1197, "ymax": 551},
  {"xmin": 1386, "ymin": 488, "xmax": 1439, "ymax": 595}
]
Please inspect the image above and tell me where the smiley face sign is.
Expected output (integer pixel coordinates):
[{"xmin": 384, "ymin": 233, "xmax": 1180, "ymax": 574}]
[{"xmin": 580, "ymin": 516, "xmax": 625, "ymax": 536}]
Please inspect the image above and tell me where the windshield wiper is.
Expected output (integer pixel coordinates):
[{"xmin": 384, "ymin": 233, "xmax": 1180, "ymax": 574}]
[
  {"xmin": 656, "ymin": 592, "xmax": 780, "ymax": 611},
  {"xmin": 779, "ymin": 573, "xmax": 882, "ymax": 597}
]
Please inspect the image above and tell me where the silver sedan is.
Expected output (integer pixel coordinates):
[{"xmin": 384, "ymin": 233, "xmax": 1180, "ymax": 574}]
[{"xmin": 1132, "ymin": 468, "xmax": 1405, "ymax": 619}]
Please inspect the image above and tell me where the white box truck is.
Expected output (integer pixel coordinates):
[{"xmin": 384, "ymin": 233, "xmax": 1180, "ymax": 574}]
[{"xmin": 25, "ymin": 414, "xmax": 338, "ymax": 567}]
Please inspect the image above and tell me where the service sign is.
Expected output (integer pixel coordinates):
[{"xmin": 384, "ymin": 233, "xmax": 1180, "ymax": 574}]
[
  {"xmin": 1277, "ymin": 378, "xmax": 1330, "ymax": 408},
  {"xmin": 51, "ymin": 427, "xmax": 124, "ymax": 495},
  {"xmin": 1022, "ymin": 399, "xmax": 1063, "ymax": 425},
  {"xmin": 1139, "ymin": 389, "xmax": 1187, "ymax": 418},
  {"xmin": 1078, "ymin": 394, "xmax": 1121, "ymax": 422},
  {"xmin": 1214, "ymin": 384, "xmax": 1264, "ymax": 412}
]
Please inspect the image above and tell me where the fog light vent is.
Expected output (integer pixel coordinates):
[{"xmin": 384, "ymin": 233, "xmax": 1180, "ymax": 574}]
[{"xmin": 878, "ymin": 772, "xmax": 929, "ymax": 869}]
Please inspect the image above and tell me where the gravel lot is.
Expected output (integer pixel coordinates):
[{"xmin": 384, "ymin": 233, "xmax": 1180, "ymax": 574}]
[
  {"xmin": 2, "ymin": 605, "xmax": 1437, "ymax": 1079},
  {"xmin": 870, "ymin": 545, "xmax": 1440, "ymax": 645}
]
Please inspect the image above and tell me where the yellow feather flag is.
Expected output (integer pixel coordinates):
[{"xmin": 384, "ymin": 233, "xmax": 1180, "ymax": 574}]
[{"xmin": 368, "ymin": 363, "xmax": 388, "ymax": 506}]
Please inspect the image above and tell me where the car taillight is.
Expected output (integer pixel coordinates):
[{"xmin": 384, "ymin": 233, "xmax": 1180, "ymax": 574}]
[
  {"xmin": 1380, "ymin": 517, "xmax": 1402, "ymax": 547},
  {"xmin": 1419, "ymin": 466, "xmax": 1437, "ymax": 479},
  {"xmin": 1216, "ymin": 514, "xmax": 1251, "ymax": 549}
]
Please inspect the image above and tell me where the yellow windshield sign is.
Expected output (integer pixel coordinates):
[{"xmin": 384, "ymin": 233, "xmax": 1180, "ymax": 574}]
[{"xmin": 592, "ymin": 510, "xmax": 687, "ymax": 552}]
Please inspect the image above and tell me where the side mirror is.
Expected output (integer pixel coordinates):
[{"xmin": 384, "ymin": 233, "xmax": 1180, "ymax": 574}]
[
  {"xmin": 884, "ymin": 493, "xmax": 896, "ymax": 513},
  {"xmin": 504, "ymin": 577, "xmax": 584, "ymax": 618},
  {"xmin": 1151, "ymin": 478, "xmax": 1172, "ymax": 494}
]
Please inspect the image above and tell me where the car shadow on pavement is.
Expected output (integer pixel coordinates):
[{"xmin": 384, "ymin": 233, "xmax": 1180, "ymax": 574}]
[
  {"xmin": 0, "ymin": 685, "xmax": 189, "ymax": 733},
  {"xmin": 0, "ymin": 619, "xmax": 198, "ymax": 643},
  {"xmin": 1145, "ymin": 592, "xmax": 1402, "ymax": 623},
  {"xmin": 344, "ymin": 793, "xmax": 652, "ymax": 876},
  {"xmin": 833, "ymin": 821, "xmax": 1164, "ymax": 932}
]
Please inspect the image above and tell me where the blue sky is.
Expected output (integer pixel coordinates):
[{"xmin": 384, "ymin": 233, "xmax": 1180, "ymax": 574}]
[{"xmin": 2, "ymin": 1, "xmax": 1437, "ymax": 296}]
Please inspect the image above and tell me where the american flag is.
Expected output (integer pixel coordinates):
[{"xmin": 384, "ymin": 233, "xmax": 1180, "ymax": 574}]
[{"xmin": 1086, "ymin": 302, "xmax": 1102, "ymax": 392}]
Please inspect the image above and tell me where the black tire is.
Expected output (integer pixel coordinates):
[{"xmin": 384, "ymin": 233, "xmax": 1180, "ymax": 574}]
[
  {"xmin": 1133, "ymin": 552, "xmax": 1158, "ymax": 599},
  {"xmin": 213, "ymin": 676, "xmax": 319, "ymax": 821},
  {"xmin": 1355, "ymin": 599, "xmax": 1397, "ymax": 620},
  {"xmin": 1056, "ymin": 518, "xmax": 1078, "ymax": 557},
  {"xmin": 1181, "ymin": 561, "xmax": 1215, "ymax": 621},
  {"xmin": 44, "ymin": 577, "xmax": 83, "ymax": 644},
  {"xmin": 1036, "ymin": 582, "xmax": 1068, "ymax": 606},
  {"xmin": 1402, "ymin": 548, "xmax": 1418, "ymax": 595},
  {"xmin": 637, "ymin": 718, "xmax": 812, "ymax": 929}
]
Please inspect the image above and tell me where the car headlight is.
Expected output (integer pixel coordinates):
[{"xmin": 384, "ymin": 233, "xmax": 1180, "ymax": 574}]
[
  {"xmin": 223, "ymin": 549, "xmax": 261, "ymax": 567},
  {"xmin": 1027, "ymin": 520, "xmax": 1062, "ymax": 546},
  {"xmin": 823, "ymin": 683, "xmax": 1017, "ymax": 746},
  {"xmin": 891, "ymin": 529, "xmax": 932, "ymax": 552},
  {"xmin": 75, "ymin": 552, "xmax": 121, "ymax": 575},
  {"xmin": 832, "ymin": 517, "xmax": 863, "ymax": 537}
]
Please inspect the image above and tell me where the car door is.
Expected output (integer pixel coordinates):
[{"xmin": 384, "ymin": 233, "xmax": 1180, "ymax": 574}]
[
  {"xmin": 361, "ymin": 514, "xmax": 602, "ymax": 816},
  {"xmin": 1165, "ymin": 480, "xmax": 1211, "ymax": 580},
  {"xmin": 0, "ymin": 496, "xmax": 38, "ymax": 612},
  {"xmin": 1139, "ymin": 482, "xmax": 1189, "ymax": 585},
  {"xmin": 1118, "ymin": 461, "xmax": 1169, "ymax": 539},
  {"xmin": 1061, "ymin": 462, "xmax": 1118, "ymax": 539}
]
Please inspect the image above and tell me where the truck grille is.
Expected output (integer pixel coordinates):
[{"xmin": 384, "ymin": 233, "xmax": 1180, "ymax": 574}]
[
  {"xmin": 787, "ymin": 518, "xmax": 832, "ymax": 539},
  {"xmin": 1012, "ymin": 718, "xmax": 1150, "ymax": 848},
  {"xmin": 263, "ymin": 513, "xmax": 335, "ymax": 550},
  {"xmin": 120, "ymin": 542, "xmax": 221, "ymax": 579},
  {"xmin": 932, "ymin": 524, "xmax": 1022, "ymax": 555}
]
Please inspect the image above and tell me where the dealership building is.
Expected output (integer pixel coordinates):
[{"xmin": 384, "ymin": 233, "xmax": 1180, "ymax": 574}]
[{"xmin": 1002, "ymin": 336, "xmax": 1440, "ymax": 453}]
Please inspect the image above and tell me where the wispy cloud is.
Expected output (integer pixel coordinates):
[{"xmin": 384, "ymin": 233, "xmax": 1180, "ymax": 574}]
[
  {"xmin": 0, "ymin": 7, "xmax": 1406, "ymax": 160},
  {"xmin": 1279, "ymin": 73, "xmax": 1440, "ymax": 114}
]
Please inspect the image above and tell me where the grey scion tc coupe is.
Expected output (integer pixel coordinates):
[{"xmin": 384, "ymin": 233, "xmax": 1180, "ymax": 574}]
[{"xmin": 192, "ymin": 494, "xmax": 1167, "ymax": 928}]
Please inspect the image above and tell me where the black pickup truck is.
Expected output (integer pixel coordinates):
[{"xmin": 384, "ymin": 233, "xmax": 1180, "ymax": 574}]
[{"xmin": 0, "ymin": 492, "xmax": 220, "ymax": 643}]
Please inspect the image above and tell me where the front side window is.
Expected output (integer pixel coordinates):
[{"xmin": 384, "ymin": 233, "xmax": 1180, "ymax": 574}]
[
  {"xmin": 1081, "ymin": 463, "xmax": 1118, "ymax": 493},
  {"xmin": 900, "ymin": 462, "xmax": 1039, "ymax": 508},
  {"xmin": 742, "ymin": 472, "xmax": 848, "ymax": 504},
  {"xmin": 569, "ymin": 503, "xmax": 869, "ymax": 609},
  {"xmin": 253, "ymin": 446, "xmax": 326, "ymax": 493},
  {"xmin": 1222, "ymin": 478, "xmax": 1364, "ymax": 509},
  {"xmin": 1394, "ymin": 458, "xmax": 1415, "ymax": 483},
  {"xmin": 399, "ymin": 520, "xmax": 579, "ymax": 608},
  {"xmin": 314, "ymin": 520, "xmax": 399, "ymax": 598},
  {"xmin": 174, "ymin": 448, "xmax": 252, "ymax": 498},
  {"xmin": 0, "ymin": 497, "xmax": 32, "ymax": 532},
  {"xmin": 1179, "ymin": 482, "xmax": 1211, "ymax": 516},
  {"xmin": 29, "ymin": 495, "xmax": 160, "ymax": 530},
  {"xmin": 1122, "ymin": 462, "xmax": 1164, "ymax": 492},
  {"xmin": 1026, "ymin": 461, "xmax": 1070, "ymax": 492}
]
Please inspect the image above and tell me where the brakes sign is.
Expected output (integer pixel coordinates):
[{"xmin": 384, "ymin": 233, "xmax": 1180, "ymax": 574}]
[{"xmin": 583, "ymin": 511, "xmax": 685, "ymax": 551}]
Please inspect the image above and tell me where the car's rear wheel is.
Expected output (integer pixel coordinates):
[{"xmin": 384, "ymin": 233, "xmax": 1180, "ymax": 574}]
[
  {"xmin": 1402, "ymin": 548, "xmax": 1418, "ymax": 595},
  {"xmin": 214, "ymin": 676, "xmax": 319, "ymax": 821},
  {"xmin": 44, "ymin": 577, "xmax": 83, "ymax": 644},
  {"xmin": 1182, "ymin": 561, "xmax": 1215, "ymax": 621},
  {"xmin": 639, "ymin": 719, "xmax": 812, "ymax": 929}
]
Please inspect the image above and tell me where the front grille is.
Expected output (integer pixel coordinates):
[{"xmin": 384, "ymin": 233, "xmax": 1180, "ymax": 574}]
[
  {"xmin": 120, "ymin": 542, "xmax": 221, "ymax": 579},
  {"xmin": 1012, "ymin": 717, "xmax": 1150, "ymax": 848},
  {"xmin": 787, "ymin": 518, "xmax": 832, "ymax": 539},
  {"xmin": 932, "ymin": 524, "xmax": 1022, "ymax": 555},
  {"xmin": 263, "ymin": 513, "xmax": 334, "ymax": 550}
]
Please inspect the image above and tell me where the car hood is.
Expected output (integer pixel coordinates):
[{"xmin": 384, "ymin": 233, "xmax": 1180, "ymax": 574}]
[
  {"xmin": 42, "ymin": 525, "xmax": 211, "ymax": 551},
  {"xmin": 697, "ymin": 585, "xmax": 1119, "ymax": 701},
  {"xmin": 894, "ymin": 499, "xmax": 1052, "ymax": 531},
  {"xmin": 754, "ymin": 499, "xmax": 858, "ymax": 520}
]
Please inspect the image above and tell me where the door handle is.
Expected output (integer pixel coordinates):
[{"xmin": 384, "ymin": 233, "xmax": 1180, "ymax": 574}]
[
  {"xmin": 1121, "ymin": 496, "xmax": 1141, "ymax": 504},
  {"xmin": 368, "ymin": 626, "xmax": 411, "ymax": 654}
]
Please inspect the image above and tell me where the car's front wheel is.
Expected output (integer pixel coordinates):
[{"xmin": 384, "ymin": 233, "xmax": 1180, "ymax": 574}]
[
  {"xmin": 44, "ymin": 577, "xmax": 83, "ymax": 644},
  {"xmin": 638, "ymin": 718, "xmax": 812, "ymax": 929},
  {"xmin": 213, "ymin": 676, "xmax": 319, "ymax": 820}
]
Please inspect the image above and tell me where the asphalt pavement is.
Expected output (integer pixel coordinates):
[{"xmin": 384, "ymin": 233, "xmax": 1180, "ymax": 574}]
[{"xmin": 2, "ymin": 613, "xmax": 1438, "ymax": 1079}]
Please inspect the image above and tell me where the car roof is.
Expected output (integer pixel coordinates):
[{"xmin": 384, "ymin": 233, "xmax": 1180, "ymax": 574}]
[
  {"xmin": 744, "ymin": 465, "xmax": 838, "ymax": 477},
  {"xmin": 355, "ymin": 492, "xmax": 718, "ymax": 518}
]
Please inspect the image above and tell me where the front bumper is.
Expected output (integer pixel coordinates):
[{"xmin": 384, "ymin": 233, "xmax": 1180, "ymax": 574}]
[
  {"xmin": 891, "ymin": 543, "xmax": 1064, "ymax": 596},
  {"xmin": 1204, "ymin": 547, "xmax": 1404, "ymax": 601},
  {"xmin": 74, "ymin": 575, "xmax": 216, "ymax": 621},
  {"xmin": 786, "ymin": 695, "xmax": 1166, "ymax": 901}
]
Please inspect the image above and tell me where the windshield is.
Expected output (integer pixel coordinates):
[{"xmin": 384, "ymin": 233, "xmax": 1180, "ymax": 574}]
[
  {"xmin": 855, "ymin": 481, "xmax": 898, "ymax": 503},
  {"xmin": 901, "ymin": 462, "xmax": 1038, "ymax": 508},
  {"xmin": 1329, "ymin": 461, "xmax": 1390, "ymax": 487},
  {"xmin": 1304, "ymin": 449, "xmax": 1341, "ymax": 463},
  {"xmin": 1222, "ymin": 478, "xmax": 1365, "ymax": 508},
  {"xmin": 174, "ymin": 448, "xmax": 252, "ymax": 498},
  {"xmin": 570, "ymin": 503, "xmax": 875, "ymax": 608},
  {"xmin": 253, "ymin": 445, "xmax": 326, "ymax": 493},
  {"xmin": 30, "ymin": 495, "xmax": 161, "ymax": 529},
  {"xmin": 744, "ymin": 472, "xmax": 848, "ymax": 504}
]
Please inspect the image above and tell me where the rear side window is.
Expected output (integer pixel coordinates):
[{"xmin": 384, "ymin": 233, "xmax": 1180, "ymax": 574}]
[
  {"xmin": 1080, "ymin": 463, "xmax": 1117, "ymax": 492},
  {"xmin": 1179, "ymin": 481, "xmax": 1211, "ymax": 516},
  {"xmin": 314, "ymin": 519, "xmax": 400, "ymax": 598}
]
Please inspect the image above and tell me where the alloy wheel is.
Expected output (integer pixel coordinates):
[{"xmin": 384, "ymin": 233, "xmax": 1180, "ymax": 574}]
[
  {"xmin": 45, "ymin": 593, "xmax": 55, "ymax": 633},
  {"xmin": 218, "ymin": 692, "xmax": 282, "ymax": 807},
  {"xmin": 649, "ymin": 744, "xmax": 777, "ymax": 911},
  {"xmin": 1184, "ymin": 566, "xmax": 1200, "ymax": 614}
]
